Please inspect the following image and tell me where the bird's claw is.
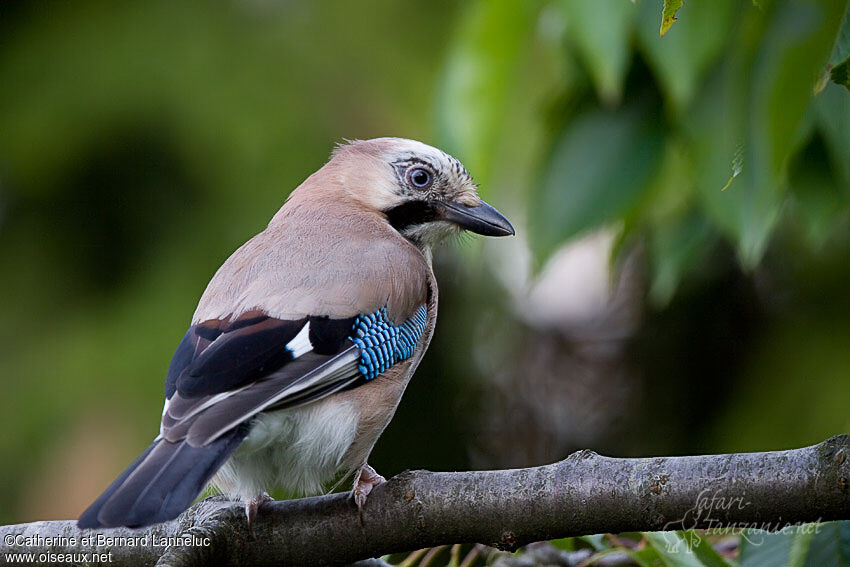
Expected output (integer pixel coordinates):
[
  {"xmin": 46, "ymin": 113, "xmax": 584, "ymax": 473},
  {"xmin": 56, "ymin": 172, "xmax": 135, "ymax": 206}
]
[
  {"xmin": 354, "ymin": 464, "xmax": 385, "ymax": 523},
  {"xmin": 245, "ymin": 492, "xmax": 274, "ymax": 538}
]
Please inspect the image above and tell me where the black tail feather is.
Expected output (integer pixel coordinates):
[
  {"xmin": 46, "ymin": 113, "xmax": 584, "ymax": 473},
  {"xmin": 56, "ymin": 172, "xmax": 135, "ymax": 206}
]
[
  {"xmin": 77, "ymin": 424, "xmax": 249, "ymax": 529},
  {"xmin": 77, "ymin": 441, "xmax": 159, "ymax": 529}
]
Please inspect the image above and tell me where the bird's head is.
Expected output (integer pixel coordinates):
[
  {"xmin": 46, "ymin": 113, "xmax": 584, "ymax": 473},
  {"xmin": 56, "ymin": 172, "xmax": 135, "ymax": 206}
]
[{"xmin": 327, "ymin": 137, "xmax": 515, "ymax": 247}]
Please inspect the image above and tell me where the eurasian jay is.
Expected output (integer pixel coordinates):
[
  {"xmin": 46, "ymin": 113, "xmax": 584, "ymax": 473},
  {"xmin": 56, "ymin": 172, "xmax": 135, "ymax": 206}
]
[{"xmin": 77, "ymin": 137, "xmax": 514, "ymax": 530}]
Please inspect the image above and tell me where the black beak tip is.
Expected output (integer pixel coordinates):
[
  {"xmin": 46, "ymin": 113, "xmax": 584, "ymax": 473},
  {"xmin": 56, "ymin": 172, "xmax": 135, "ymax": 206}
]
[
  {"xmin": 438, "ymin": 200, "xmax": 515, "ymax": 238},
  {"xmin": 486, "ymin": 221, "xmax": 515, "ymax": 237},
  {"xmin": 498, "ymin": 220, "xmax": 516, "ymax": 237}
]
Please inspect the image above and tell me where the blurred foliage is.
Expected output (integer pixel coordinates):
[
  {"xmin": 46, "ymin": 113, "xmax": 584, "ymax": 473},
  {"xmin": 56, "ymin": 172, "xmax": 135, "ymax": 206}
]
[
  {"xmin": 830, "ymin": 4, "xmax": 850, "ymax": 88},
  {"xmin": 434, "ymin": 0, "xmax": 850, "ymax": 456},
  {"xmin": 440, "ymin": 0, "xmax": 850, "ymax": 286},
  {"xmin": 385, "ymin": 532, "xmax": 740, "ymax": 567},
  {"xmin": 386, "ymin": 524, "xmax": 850, "ymax": 566}
]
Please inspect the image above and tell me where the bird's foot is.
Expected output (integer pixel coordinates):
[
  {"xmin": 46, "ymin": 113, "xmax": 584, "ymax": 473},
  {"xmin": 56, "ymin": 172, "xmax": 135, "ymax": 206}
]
[
  {"xmin": 353, "ymin": 463, "xmax": 385, "ymax": 523},
  {"xmin": 245, "ymin": 492, "xmax": 274, "ymax": 538}
]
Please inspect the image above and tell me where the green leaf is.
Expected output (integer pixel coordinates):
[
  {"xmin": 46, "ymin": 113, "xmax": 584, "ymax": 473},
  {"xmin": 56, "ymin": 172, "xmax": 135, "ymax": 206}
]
[
  {"xmin": 660, "ymin": 0, "xmax": 684, "ymax": 36},
  {"xmin": 755, "ymin": 0, "xmax": 846, "ymax": 178},
  {"xmin": 678, "ymin": 532, "xmax": 734, "ymax": 567},
  {"xmin": 549, "ymin": 537, "xmax": 576, "ymax": 551},
  {"xmin": 828, "ymin": 3, "xmax": 850, "ymax": 65},
  {"xmin": 832, "ymin": 58, "xmax": 850, "ymax": 89},
  {"xmin": 788, "ymin": 527, "xmax": 816, "ymax": 567},
  {"xmin": 747, "ymin": 0, "xmax": 846, "ymax": 261},
  {"xmin": 637, "ymin": 0, "xmax": 736, "ymax": 113},
  {"xmin": 630, "ymin": 138, "xmax": 714, "ymax": 304},
  {"xmin": 644, "ymin": 531, "xmax": 721, "ymax": 567},
  {"xmin": 826, "ymin": 4, "xmax": 850, "ymax": 89},
  {"xmin": 803, "ymin": 521, "xmax": 850, "ymax": 567},
  {"xmin": 814, "ymin": 82, "xmax": 850, "ymax": 190},
  {"xmin": 580, "ymin": 533, "xmax": 608, "ymax": 551},
  {"xmin": 740, "ymin": 530, "xmax": 795, "ymax": 567},
  {"xmin": 436, "ymin": 0, "xmax": 538, "ymax": 183},
  {"xmin": 649, "ymin": 211, "xmax": 714, "ymax": 304},
  {"xmin": 788, "ymin": 131, "xmax": 845, "ymax": 248},
  {"xmin": 740, "ymin": 521, "xmax": 850, "ymax": 567},
  {"xmin": 628, "ymin": 545, "xmax": 668, "ymax": 567},
  {"xmin": 559, "ymin": 0, "xmax": 635, "ymax": 104},
  {"xmin": 685, "ymin": 0, "xmax": 846, "ymax": 269},
  {"xmin": 529, "ymin": 102, "xmax": 663, "ymax": 265}
]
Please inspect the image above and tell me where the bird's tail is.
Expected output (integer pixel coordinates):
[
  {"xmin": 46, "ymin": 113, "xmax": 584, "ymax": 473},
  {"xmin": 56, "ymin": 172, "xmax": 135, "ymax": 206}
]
[{"xmin": 77, "ymin": 424, "xmax": 249, "ymax": 529}]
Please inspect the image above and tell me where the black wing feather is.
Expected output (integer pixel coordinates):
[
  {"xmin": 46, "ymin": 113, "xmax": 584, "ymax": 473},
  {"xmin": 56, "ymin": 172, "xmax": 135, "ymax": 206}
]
[
  {"xmin": 175, "ymin": 316, "xmax": 307, "ymax": 398},
  {"xmin": 80, "ymin": 310, "xmax": 362, "ymax": 530},
  {"xmin": 308, "ymin": 315, "xmax": 357, "ymax": 354}
]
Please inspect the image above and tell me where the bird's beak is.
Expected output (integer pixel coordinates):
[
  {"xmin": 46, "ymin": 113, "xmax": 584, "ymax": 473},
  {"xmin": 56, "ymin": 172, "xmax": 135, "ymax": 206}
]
[{"xmin": 435, "ymin": 200, "xmax": 515, "ymax": 237}]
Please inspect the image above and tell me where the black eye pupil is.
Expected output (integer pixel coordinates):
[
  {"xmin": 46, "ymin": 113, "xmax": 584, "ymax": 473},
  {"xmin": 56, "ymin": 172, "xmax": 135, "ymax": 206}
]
[{"xmin": 410, "ymin": 168, "xmax": 431, "ymax": 187}]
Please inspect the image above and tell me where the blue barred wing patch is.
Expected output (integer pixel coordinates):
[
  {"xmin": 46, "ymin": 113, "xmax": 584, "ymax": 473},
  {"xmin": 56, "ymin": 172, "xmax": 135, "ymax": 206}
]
[{"xmin": 350, "ymin": 305, "xmax": 428, "ymax": 380}]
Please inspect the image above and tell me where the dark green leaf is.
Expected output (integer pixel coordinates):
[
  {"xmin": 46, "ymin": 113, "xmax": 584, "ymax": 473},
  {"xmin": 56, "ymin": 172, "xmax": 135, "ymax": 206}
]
[
  {"xmin": 789, "ymin": 527, "xmax": 816, "ymax": 567},
  {"xmin": 828, "ymin": 5, "xmax": 850, "ymax": 89},
  {"xmin": 580, "ymin": 534, "xmax": 608, "ymax": 550},
  {"xmin": 828, "ymin": 3, "xmax": 850, "ymax": 65},
  {"xmin": 803, "ymin": 521, "xmax": 850, "ymax": 567},
  {"xmin": 740, "ymin": 530, "xmax": 796, "ymax": 567},
  {"xmin": 678, "ymin": 532, "xmax": 734, "ymax": 567},
  {"xmin": 650, "ymin": 211, "xmax": 714, "ymax": 304},
  {"xmin": 643, "ymin": 531, "xmax": 716, "ymax": 566},
  {"xmin": 686, "ymin": 0, "xmax": 845, "ymax": 268},
  {"xmin": 559, "ymin": 0, "xmax": 635, "ymax": 104},
  {"xmin": 788, "ymin": 131, "xmax": 845, "ymax": 248},
  {"xmin": 832, "ymin": 58, "xmax": 850, "ymax": 89},
  {"xmin": 755, "ymin": 0, "xmax": 846, "ymax": 179},
  {"xmin": 740, "ymin": 522, "xmax": 850, "ymax": 567},
  {"xmin": 436, "ymin": 0, "xmax": 538, "ymax": 183},
  {"xmin": 814, "ymin": 82, "xmax": 850, "ymax": 190},
  {"xmin": 530, "ymin": 102, "xmax": 663, "ymax": 264},
  {"xmin": 637, "ymin": 0, "xmax": 736, "ymax": 113},
  {"xmin": 628, "ymin": 545, "xmax": 667, "ymax": 567}
]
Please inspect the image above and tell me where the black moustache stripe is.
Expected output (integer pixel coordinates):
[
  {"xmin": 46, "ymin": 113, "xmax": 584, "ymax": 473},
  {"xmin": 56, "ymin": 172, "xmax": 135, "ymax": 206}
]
[{"xmin": 385, "ymin": 200, "xmax": 440, "ymax": 231}]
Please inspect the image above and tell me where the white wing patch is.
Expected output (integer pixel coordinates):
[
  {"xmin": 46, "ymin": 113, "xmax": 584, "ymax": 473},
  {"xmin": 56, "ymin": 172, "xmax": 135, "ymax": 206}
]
[
  {"xmin": 287, "ymin": 322, "xmax": 313, "ymax": 358},
  {"xmin": 158, "ymin": 397, "xmax": 170, "ymax": 438}
]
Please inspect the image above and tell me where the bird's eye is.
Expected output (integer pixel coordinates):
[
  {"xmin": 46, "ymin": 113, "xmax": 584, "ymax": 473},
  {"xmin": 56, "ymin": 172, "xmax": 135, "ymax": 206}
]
[{"xmin": 407, "ymin": 167, "xmax": 433, "ymax": 189}]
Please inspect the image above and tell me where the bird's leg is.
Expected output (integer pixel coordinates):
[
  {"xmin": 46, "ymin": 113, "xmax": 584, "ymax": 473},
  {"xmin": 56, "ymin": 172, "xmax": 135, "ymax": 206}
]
[
  {"xmin": 245, "ymin": 492, "xmax": 274, "ymax": 538},
  {"xmin": 353, "ymin": 463, "xmax": 386, "ymax": 521}
]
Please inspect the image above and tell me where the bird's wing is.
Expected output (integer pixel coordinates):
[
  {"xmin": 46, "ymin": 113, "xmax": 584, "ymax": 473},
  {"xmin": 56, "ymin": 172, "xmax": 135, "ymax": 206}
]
[
  {"xmin": 78, "ymin": 303, "xmax": 428, "ymax": 529},
  {"xmin": 160, "ymin": 304, "xmax": 429, "ymax": 447}
]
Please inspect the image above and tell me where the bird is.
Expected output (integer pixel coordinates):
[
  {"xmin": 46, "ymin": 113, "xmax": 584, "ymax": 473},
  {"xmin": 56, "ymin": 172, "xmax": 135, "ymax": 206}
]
[{"xmin": 77, "ymin": 137, "xmax": 514, "ymax": 530}]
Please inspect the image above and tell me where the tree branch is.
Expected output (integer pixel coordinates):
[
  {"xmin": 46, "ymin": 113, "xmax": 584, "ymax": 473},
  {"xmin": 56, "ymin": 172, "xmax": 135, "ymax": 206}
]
[{"xmin": 2, "ymin": 436, "xmax": 848, "ymax": 566}]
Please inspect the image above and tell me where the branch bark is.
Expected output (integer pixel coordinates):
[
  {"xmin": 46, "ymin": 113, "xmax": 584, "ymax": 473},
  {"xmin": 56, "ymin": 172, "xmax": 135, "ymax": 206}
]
[{"xmin": 1, "ymin": 436, "xmax": 848, "ymax": 566}]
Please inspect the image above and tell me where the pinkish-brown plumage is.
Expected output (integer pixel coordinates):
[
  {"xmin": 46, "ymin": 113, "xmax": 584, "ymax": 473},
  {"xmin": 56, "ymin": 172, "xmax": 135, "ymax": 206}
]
[{"xmin": 78, "ymin": 138, "xmax": 513, "ymax": 530}]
